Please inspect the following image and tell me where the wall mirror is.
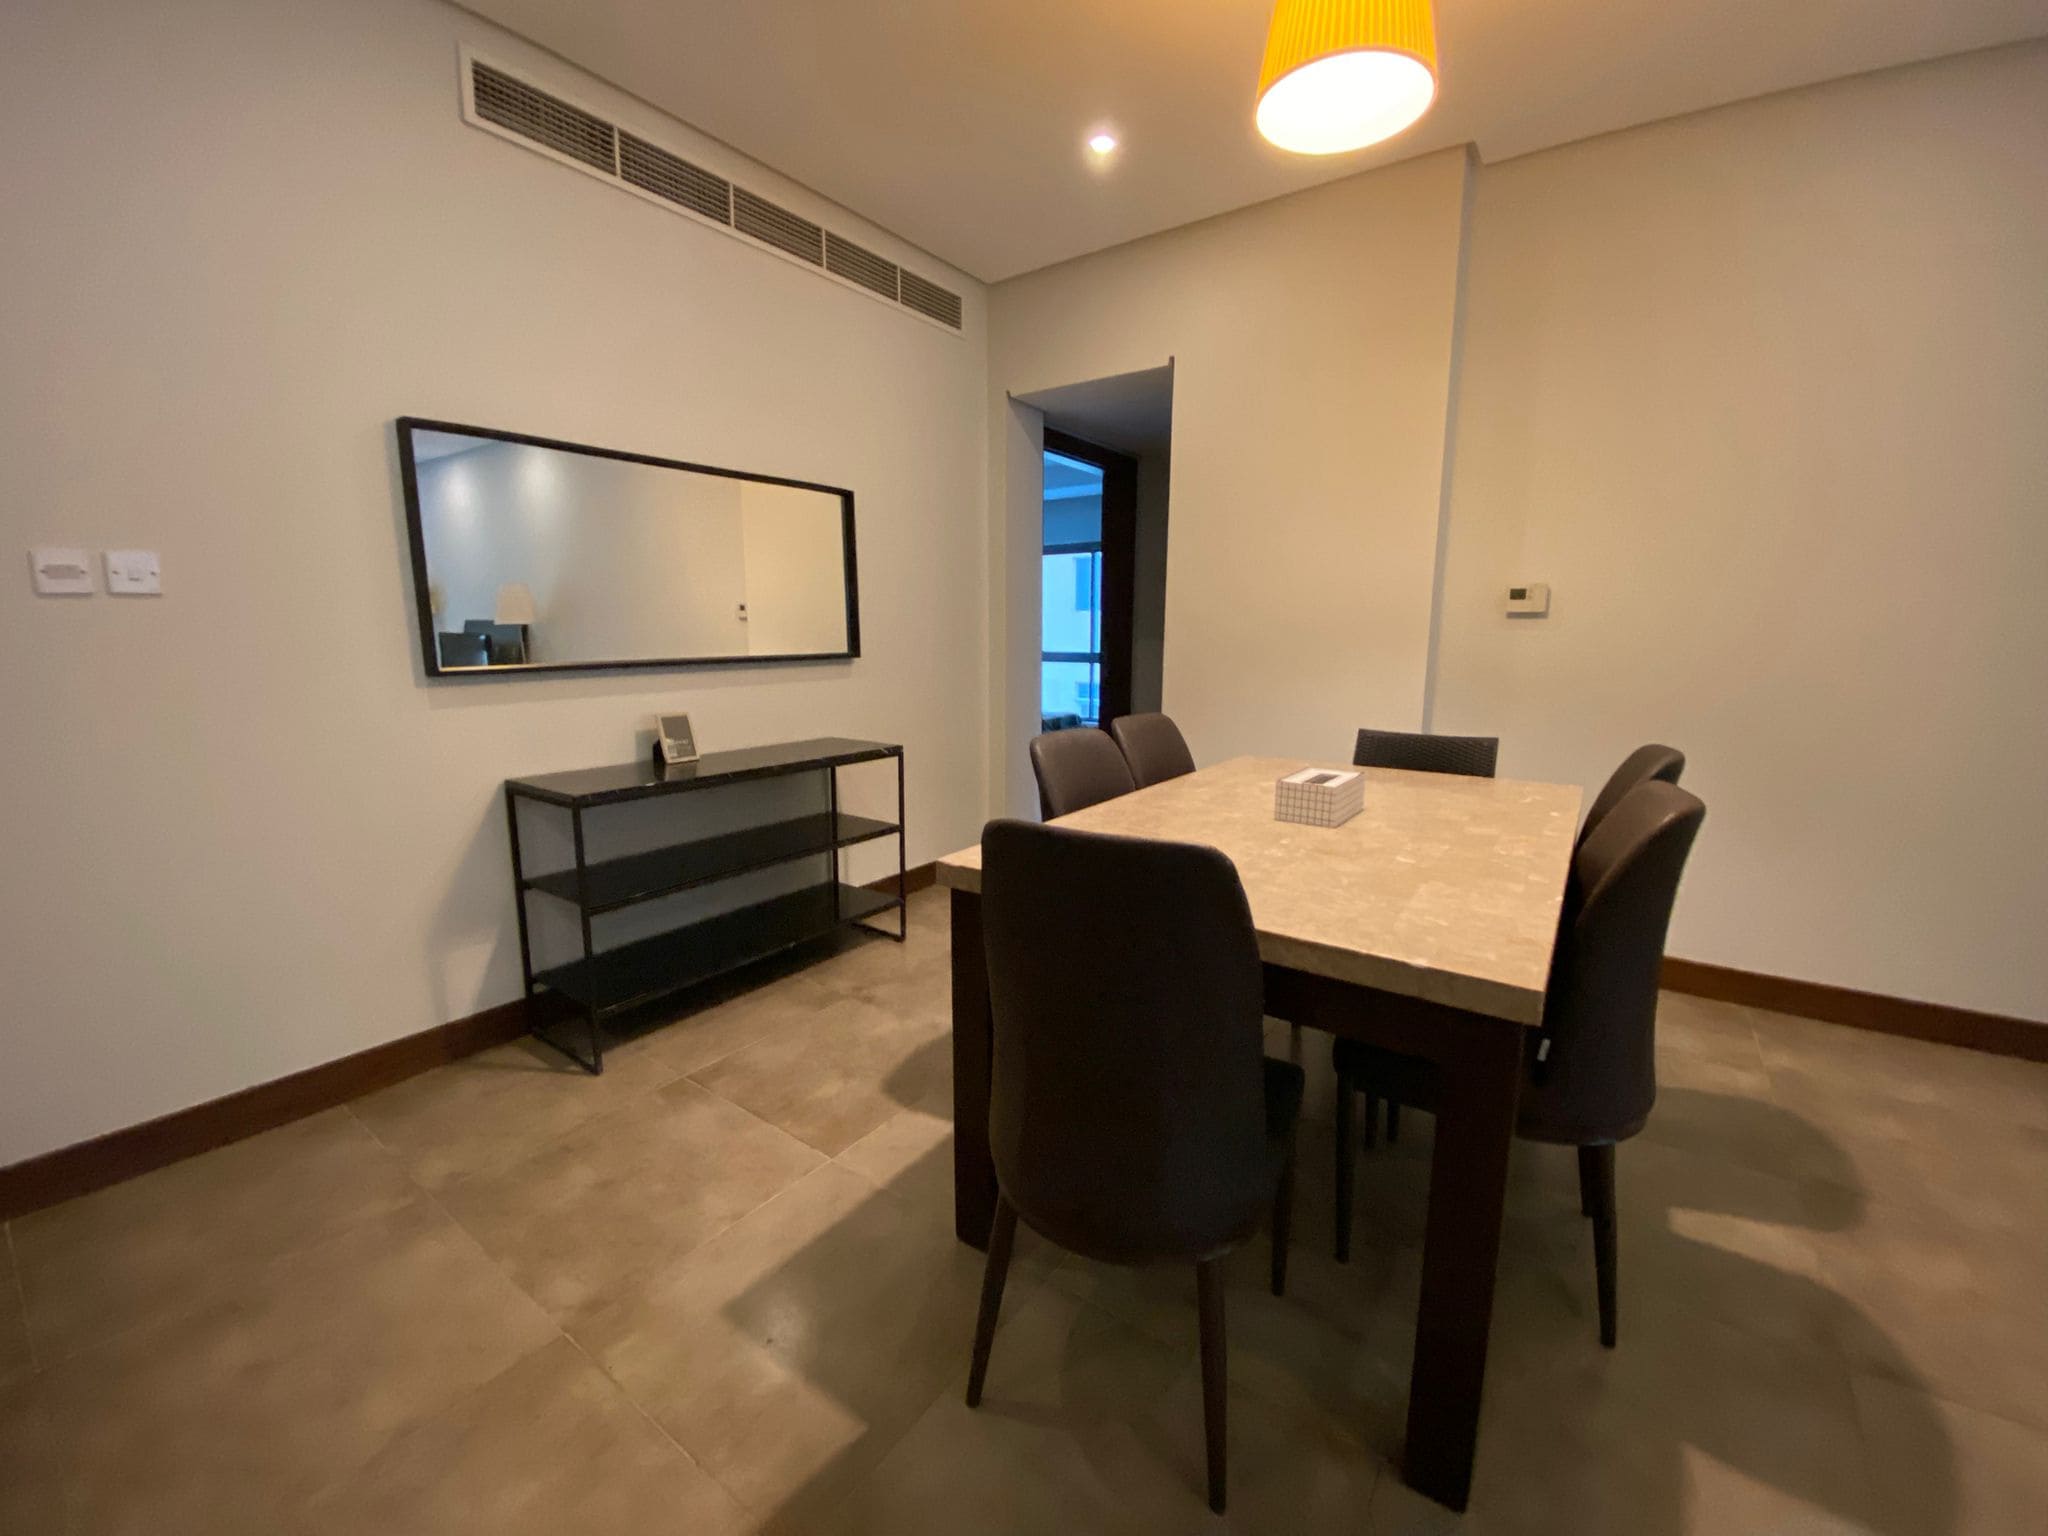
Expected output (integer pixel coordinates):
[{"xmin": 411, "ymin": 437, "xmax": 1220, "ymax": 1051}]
[{"xmin": 398, "ymin": 418, "xmax": 859, "ymax": 676}]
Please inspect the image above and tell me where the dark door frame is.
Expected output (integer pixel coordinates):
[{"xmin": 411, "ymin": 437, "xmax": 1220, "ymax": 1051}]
[{"xmin": 1042, "ymin": 427, "xmax": 1137, "ymax": 726}]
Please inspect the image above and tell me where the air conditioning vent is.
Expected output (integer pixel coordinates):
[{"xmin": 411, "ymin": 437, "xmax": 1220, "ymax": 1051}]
[
  {"xmin": 461, "ymin": 52, "xmax": 961, "ymax": 334},
  {"xmin": 733, "ymin": 188, "xmax": 825, "ymax": 266},
  {"xmin": 620, "ymin": 133, "xmax": 731, "ymax": 224},
  {"xmin": 825, "ymin": 233, "xmax": 899, "ymax": 301},
  {"xmin": 471, "ymin": 61, "xmax": 616, "ymax": 175},
  {"xmin": 900, "ymin": 271, "xmax": 964, "ymax": 330}
]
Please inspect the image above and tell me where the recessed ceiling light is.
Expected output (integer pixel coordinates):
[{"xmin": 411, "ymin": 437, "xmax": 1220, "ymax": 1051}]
[{"xmin": 1087, "ymin": 132, "xmax": 1119, "ymax": 156}]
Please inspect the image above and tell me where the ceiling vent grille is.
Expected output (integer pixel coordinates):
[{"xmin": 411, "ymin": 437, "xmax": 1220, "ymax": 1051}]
[
  {"xmin": 825, "ymin": 233, "xmax": 900, "ymax": 301},
  {"xmin": 471, "ymin": 61, "xmax": 616, "ymax": 175},
  {"xmin": 900, "ymin": 271, "xmax": 964, "ymax": 330},
  {"xmin": 460, "ymin": 51, "xmax": 962, "ymax": 333},
  {"xmin": 733, "ymin": 188, "xmax": 825, "ymax": 266},
  {"xmin": 619, "ymin": 133, "xmax": 731, "ymax": 225}
]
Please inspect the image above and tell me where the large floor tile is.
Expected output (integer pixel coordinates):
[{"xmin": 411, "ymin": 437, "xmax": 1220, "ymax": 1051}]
[
  {"xmin": 0, "ymin": 1376, "xmax": 64, "ymax": 1535},
  {"xmin": 641, "ymin": 969, "xmax": 850, "ymax": 1079},
  {"xmin": 1812, "ymin": 1197, "xmax": 2048, "ymax": 1434},
  {"xmin": 1853, "ymin": 1373, "xmax": 2048, "ymax": 1536},
  {"xmin": 575, "ymin": 1161, "xmax": 1042, "ymax": 1527},
  {"xmin": 349, "ymin": 1029, "xmax": 681, "ymax": 1190},
  {"xmin": 301, "ymin": 1336, "xmax": 756, "ymax": 1535},
  {"xmin": 12, "ymin": 1107, "xmax": 419, "ymax": 1363},
  {"xmin": 35, "ymin": 1196, "xmax": 557, "ymax": 1535},
  {"xmin": 806, "ymin": 1282, "xmax": 1384, "ymax": 1536},
  {"xmin": 0, "ymin": 1231, "xmax": 32, "ymax": 1386},
  {"xmin": 1754, "ymin": 1009, "xmax": 2048, "ymax": 1133},
  {"xmin": 440, "ymin": 1077, "xmax": 825, "ymax": 1324},
  {"xmin": 690, "ymin": 992, "xmax": 949, "ymax": 1156},
  {"xmin": 1370, "ymin": 1304, "xmax": 1880, "ymax": 1536}
]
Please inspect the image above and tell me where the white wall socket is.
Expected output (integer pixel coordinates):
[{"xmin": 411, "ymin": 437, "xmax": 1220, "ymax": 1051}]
[
  {"xmin": 104, "ymin": 549, "xmax": 162, "ymax": 596},
  {"xmin": 1506, "ymin": 582, "xmax": 1550, "ymax": 616},
  {"xmin": 30, "ymin": 547, "xmax": 95, "ymax": 595}
]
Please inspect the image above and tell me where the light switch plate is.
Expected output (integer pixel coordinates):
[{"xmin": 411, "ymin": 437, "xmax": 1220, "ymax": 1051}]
[
  {"xmin": 30, "ymin": 547, "xmax": 95, "ymax": 595},
  {"xmin": 1506, "ymin": 581, "xmax": 1551, "ymax": 617},
  {"xmin": 104, "ymin": 549, "xmax": 162, "ymax": 596}
]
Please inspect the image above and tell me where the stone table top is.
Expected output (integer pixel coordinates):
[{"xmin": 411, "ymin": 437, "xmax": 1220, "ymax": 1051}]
[{"xmin": 936, "ymin": 756, "xmax": 1583, "ymax": 1025}]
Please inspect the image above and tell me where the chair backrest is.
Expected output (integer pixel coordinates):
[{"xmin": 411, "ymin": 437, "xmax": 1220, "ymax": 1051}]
[
  {"xmin": 1029, "ymin": 728, "xmax": 1137, "ymax": 820},
  {"xmin": 1352, "ymin": 728, "xmax": 1499, "ymax": 778},
  {"xmin": 1579, "ymin": 744, "xmax": 1685, "ymax": 848},
  {"xmin": 437, "ymin": 631, "xmax": 490, "ymax": 667},
  {"xmin": 463, "ymin": 619, "xmax": 528, "ymax": 665},
  {"xmin": 1521, "ymin": 781, "xmax": 1706, "ymax": 1147},
  {"xmin": 1109, "ymin": 713, "xmax": 1197, "ymax": 788},
  {"xmin": 979, "ymin": 819, "xmax": 1273, "ymax": 1264}
]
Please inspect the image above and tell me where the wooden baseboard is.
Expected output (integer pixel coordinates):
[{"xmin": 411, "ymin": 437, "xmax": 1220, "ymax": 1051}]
[
  {"xmin": 1661, "ymin": 957, "xmax": 2048, "ymax": 1063},
  {"xmin": 0, "ymin": 999, "xmax": 528, "ymax": 1223},
  {"xmin": 867, "ymin": 861, "xmax": 937, "ymax": 896}
]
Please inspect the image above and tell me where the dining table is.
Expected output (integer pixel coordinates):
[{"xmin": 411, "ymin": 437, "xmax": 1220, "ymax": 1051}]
[{"xmin": 936, "ymin": 755, "xmax": 1583, "ymax": 1512}]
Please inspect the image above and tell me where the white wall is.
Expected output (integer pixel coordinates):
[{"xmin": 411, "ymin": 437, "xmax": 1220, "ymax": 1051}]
[
  {"xmin": 0, "ymin": 0, "xmax": 987, "ymax": 1164},
  {"xmin": 987, "ymin": 151, "xmax": 1472, "ymax": 817},
  {"xmin": 1432, "ymin": 43, "xmax": 2048, "ymax": 1019}
]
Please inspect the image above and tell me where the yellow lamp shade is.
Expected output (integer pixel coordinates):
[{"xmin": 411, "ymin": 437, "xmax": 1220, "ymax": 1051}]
[{"xmin": 1256, "ymin": 0, "xmax": 1439, "ymax": 155}]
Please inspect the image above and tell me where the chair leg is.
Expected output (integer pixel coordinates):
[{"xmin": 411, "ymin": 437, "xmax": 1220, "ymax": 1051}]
[
  {"xmin": 1577, "ymin": 1144, "xmax": 1599, "ymax": 1218},
  {"xmin": 1333, "ymin": 1077, "xmax": 1356, "ymax": 1263},
  {"xmin": 1385, "ymin": 1101, "xmax": 1401, "ymax": 1144},
  {"xmin": 1271, "ymin": 1132, "xmax": 1297, "ymax": 1298},
  {"xmin": 1196, "ymin": 1258, "xmax": 1228, "ymax": 1515},
  {"xmin": 966, "ymin": 1195, "xmax": 1019, "ymax": 1406},
  {"xmin": 1582, "ymin": 1144, "xmax": 1618, "ymax": 1348}
]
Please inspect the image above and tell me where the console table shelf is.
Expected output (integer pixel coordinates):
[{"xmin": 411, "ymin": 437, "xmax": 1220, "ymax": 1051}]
[
  {"xmin": 532, "ymin": 882, "xmax": 895, "ymax": 1014},
  {"xmin": 522, "ymin": 811, "xmax": 900, "ymax": 914},
  {"xmin": 506, "ymin": 737, "xmax": 905, "ymax": 1073}
]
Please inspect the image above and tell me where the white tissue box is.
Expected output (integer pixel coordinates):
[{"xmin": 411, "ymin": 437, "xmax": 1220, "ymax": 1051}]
[{"xmin": 1275, "ymin": 767, "xmax": 1364, "ymax": 828}]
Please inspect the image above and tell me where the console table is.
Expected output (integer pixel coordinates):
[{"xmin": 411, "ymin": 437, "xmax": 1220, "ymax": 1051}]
[{"xmin": 505, "ymin": 737, "xmax": 905, "ymax": 1073}]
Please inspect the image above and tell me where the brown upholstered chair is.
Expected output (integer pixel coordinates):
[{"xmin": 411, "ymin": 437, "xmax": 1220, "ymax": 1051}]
[
  {"xmin": 1331, "ymin": 782, "xmax": 1706, "ymax": 1349},
  {"xmin": 1028, "ymin": 727, "xmax": 1136, "ymax": 820},
  {"xmin": 965, "ymin": 819, "xmax": 1304, "ymax": 1514},
  {"xmin": 1109, "ymin": 712, "xmax": 1197, "ymax": 788},
  {"xmin": 1352, "ymin": 727, "xmax": 1500, "ymax": 778},
  {"xmin": 1579, "ymin": 743, "xmax": 1685, "ymax": 848}
]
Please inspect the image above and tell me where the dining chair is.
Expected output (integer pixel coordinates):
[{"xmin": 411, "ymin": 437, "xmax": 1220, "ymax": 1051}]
[
  {"xmin": 1329, "ymin": 781, "xmax": 1706, "ymax": 1349},
  {"xmin": 966, "ymin": 819, "xmax": 1304, "ymax": 1514},
  {"xmin": 1352, "ymin": 727, "xmax": 1500, "ymax": 778},
  {"xmin": 1340, "ymin": 726, "xmax": 1501, "ymax": 1142},
  {"xmin": 1109, "ymin": 712, "xmax": 1197, "ymax": 788},
  {"xmin": 1579, "ymin": 744, "xmax": 1685, "ymax": 848},
  {"xmin": 1029, "ymin": 727, "xmax": 1137, "ymax": 820}
]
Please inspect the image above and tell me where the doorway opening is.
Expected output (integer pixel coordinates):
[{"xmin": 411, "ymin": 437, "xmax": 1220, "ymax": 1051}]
[{"xmin": 1040, "ymin": 431, "xmax": 1133, "ymax": 730}]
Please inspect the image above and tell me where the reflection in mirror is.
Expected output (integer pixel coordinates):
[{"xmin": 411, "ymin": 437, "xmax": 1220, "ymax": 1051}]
[{"xmin": 401, "ymin": 422, "xmax": 856, "ymax": 675}]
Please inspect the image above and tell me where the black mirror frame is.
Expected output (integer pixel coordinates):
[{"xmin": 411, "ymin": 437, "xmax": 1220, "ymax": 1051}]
[{"xmin": 397, "ymin": 416, "xmax": 861, "ymax": 679}]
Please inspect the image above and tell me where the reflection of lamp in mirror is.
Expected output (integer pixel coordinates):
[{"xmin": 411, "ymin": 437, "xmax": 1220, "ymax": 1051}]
[{"xmin": 494, "ymin": 581, "xmax": 536, "ymax": 663}]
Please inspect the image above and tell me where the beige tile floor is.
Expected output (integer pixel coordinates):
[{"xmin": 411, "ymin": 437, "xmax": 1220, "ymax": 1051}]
[{"xmin": 4, "ymin": 887, "xmax": 2045, "ymax": 1534}]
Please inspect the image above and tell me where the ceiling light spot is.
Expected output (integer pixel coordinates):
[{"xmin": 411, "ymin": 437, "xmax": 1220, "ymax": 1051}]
[{"xmin": 1087, "ymin": 132, "xmax": 1118, "ymax": 156}]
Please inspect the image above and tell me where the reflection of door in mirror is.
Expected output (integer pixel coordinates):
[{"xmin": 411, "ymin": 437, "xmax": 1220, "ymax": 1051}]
[
  {"xmin": 739, "ymin": 482, "xmax": 851, "ymax": 655},
  {"xmin": 403, "ymin": 421, "xmax": 856, "ymax": 674}
]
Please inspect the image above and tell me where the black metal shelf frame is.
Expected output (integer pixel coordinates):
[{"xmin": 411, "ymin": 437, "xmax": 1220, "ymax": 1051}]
[{"xmin": 504, "ymin": 739, "xmax": 906, "ymax": 1074}]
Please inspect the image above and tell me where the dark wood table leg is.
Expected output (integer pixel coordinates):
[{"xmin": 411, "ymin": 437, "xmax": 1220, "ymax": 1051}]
[
  {"xmin": 950, "ymin": 887, "xmax": 997, "ymax": 1250},
  {"xmin": 1402, "ymin": 1012, "xmax": 1524, "ymax": 1511}
]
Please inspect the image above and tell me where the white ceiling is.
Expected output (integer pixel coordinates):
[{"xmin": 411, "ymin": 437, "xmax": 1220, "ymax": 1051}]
[{"xmin": 458, "ymin": 0, "xmax": 2048, "ymax": 282}]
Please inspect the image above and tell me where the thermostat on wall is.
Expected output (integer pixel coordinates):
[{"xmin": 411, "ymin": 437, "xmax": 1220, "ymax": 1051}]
[{"xmin": 1506, "ymin": 582, "xmax": 1550, "ymax": 617}]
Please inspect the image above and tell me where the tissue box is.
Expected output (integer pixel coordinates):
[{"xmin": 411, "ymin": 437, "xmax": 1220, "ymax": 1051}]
[{"xmin": 1275, "ymin": 767, "xmax": 1364, "ymax": 828}]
